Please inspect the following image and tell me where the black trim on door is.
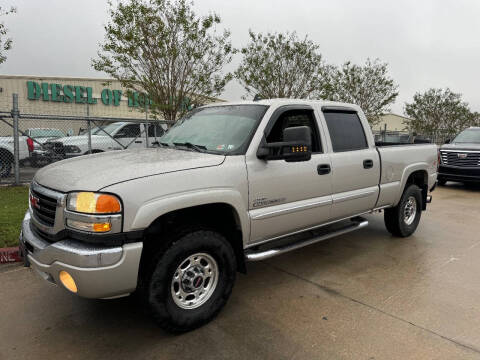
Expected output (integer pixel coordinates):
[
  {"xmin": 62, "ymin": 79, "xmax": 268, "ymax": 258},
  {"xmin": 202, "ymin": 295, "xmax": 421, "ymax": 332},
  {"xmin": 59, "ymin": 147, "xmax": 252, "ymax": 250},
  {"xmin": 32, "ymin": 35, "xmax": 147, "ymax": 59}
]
[{"xmin": 317, "ymin": 164, "xmax": 331, "ymax": 175}]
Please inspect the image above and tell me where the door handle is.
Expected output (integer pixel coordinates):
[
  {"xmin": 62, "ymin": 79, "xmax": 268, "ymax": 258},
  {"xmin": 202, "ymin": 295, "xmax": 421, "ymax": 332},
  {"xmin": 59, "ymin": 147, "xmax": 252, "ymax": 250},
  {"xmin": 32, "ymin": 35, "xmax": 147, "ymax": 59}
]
[
  {"xmin": 317, "ymin": 164, "xmax": 331, "ymax": 175},
  {"xmin": 363, "ymin": 159, "xmax": 374, "ymax": 169},
  {"xmin": 134, "ymin": 141, "xmax": 142, "ymax": 144}
]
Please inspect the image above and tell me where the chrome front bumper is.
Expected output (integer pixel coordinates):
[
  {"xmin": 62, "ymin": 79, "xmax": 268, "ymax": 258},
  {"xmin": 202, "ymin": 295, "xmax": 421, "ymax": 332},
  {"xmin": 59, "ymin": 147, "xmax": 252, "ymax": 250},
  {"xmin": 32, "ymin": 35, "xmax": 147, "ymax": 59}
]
[{"xmin": 20, "ymin": 211, "xmax": 143, "ymax": 299}]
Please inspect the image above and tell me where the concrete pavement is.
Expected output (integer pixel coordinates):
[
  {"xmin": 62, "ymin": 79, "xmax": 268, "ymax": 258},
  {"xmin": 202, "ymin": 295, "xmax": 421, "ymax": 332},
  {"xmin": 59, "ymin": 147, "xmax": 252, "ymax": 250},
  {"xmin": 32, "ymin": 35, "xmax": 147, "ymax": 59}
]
[{"xmin": 1, "ymin": 184, "xmax": 480, "ymax": 360}]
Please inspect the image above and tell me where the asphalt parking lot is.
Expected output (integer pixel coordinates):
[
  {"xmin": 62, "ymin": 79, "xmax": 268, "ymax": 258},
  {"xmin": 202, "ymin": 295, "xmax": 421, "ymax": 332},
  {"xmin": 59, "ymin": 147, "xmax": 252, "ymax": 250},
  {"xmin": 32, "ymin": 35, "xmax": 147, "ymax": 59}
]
[{"xmin": 1, "ymin": 184, "xmax": 480, "ymax": 360}]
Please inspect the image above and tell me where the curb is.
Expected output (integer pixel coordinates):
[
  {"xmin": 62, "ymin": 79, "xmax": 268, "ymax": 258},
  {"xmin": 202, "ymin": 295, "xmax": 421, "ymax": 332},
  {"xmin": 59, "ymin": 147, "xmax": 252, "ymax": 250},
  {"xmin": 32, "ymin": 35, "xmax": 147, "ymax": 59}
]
[{"xmin": 0, "ymin": 247, "xmax": 22, "ymax": 264}]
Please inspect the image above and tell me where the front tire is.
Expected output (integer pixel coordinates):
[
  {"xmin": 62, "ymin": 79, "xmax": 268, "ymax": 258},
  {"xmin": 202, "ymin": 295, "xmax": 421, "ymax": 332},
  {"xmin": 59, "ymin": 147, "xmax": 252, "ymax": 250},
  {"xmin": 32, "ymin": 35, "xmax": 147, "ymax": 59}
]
[
  {"xmin": 384, "ymin": 184, "xmax": 422, "ymax": 237},
  {"xmin": 437, "ymin": 178, "xmax": 446, "ymax": 186},
  {"xmin": 145, "ymin": 229, "xmax": 236, "ymax": 333}
]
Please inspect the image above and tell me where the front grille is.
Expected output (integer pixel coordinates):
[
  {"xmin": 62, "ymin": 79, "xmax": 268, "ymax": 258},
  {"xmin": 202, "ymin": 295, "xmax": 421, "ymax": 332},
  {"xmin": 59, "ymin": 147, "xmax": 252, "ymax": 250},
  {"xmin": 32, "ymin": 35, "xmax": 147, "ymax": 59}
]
[
  {"xmin": 31, "ymin": 188, "xmax": 57, "ymax": 226},
  {"xmin": 440, "ymin": 151, "xmax": 480, "ymax": 167},
  {"xmin": 42, "ymin": 141, "xmax": 65, "ymax": 155}
]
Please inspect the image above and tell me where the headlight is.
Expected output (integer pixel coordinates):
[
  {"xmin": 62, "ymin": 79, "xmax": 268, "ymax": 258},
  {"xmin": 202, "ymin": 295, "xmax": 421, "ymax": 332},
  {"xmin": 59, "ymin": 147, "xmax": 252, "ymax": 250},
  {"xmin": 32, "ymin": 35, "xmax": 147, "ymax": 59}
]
[
  {"xmin": 66, "ymin": 192, "xmax": 122, "ymax": 233},
  {"xmin": 67, "ymin": 192, "xmax": 122, "ymax": 214},
  {"xmin": 64, "ymin": 145, "xmax": 81, "ymax": 153}
]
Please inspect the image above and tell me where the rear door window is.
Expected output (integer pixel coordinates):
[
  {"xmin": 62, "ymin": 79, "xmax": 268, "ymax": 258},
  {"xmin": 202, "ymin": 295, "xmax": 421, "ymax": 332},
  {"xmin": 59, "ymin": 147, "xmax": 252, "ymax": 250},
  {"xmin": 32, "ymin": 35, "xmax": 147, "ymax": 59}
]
[{"xmin": 323, "ymin": 111, "xmax": 368, "ymax": 152}]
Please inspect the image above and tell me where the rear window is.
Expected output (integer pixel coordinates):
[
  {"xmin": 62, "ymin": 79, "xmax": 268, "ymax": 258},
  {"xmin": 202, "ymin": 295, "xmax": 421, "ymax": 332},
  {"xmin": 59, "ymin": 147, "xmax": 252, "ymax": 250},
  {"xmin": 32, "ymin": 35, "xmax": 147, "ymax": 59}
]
[{"xmin": 324, "ymin": 111, "xmax": 368, "ymax": 152}]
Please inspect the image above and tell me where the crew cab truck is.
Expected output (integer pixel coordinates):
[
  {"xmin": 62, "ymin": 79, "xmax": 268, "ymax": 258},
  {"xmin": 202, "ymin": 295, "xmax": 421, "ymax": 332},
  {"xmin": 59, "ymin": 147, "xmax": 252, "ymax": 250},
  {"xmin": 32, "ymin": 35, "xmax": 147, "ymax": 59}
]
[
  {"xmin": 20, "ymin": 99, "xmax": 437, "ymax": 332},
  {"xmin": 0, "ymin": 128, "xmax": 66, "ymax": 176},
  {"xmin": 42, "ymin": 121, "xmax": 166, "ymax": 159},
  {"xmin": 438, "ymin": 127, "xmax": 480, "ymax": 184}
]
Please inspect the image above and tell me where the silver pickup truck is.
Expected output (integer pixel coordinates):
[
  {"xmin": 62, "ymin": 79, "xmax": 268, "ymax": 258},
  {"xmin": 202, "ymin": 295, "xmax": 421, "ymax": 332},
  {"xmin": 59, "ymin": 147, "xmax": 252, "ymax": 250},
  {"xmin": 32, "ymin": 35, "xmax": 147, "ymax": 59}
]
[{"xmin": 20, "ymin": 99, "xmax": 438, "ymax": 332}]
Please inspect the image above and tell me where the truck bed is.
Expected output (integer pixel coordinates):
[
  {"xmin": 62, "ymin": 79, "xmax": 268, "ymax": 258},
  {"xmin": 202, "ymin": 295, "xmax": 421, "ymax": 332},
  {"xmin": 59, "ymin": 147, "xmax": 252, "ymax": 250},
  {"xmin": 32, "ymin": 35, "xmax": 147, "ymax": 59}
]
[{"xmin": 375, "ymin": 143, "xmax": 438, "ymax": 208}]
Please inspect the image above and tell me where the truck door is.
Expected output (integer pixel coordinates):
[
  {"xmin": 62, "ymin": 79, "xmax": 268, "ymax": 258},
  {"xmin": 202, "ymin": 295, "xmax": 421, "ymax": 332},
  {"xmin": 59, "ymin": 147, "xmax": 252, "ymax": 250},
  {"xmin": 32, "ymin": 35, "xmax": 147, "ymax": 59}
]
[
  {"xmin": 115, "ymin": 123, "xmax": 145, "ymax": 149},
  {"xmin": 246, "ymin": 105, "xmax": 333, "ymax": 244},
  {"xmin": 321, "ymin": 108, "xmax": 380, "ymax": 220}
]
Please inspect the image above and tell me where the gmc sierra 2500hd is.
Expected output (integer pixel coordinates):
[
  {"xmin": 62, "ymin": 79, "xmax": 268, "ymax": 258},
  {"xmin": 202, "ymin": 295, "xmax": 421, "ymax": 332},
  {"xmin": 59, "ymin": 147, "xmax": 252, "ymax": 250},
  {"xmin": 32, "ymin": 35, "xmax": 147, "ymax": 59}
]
[{"xmin": 20, "ymin": 99, "xmax": 438, "ymax": 332}]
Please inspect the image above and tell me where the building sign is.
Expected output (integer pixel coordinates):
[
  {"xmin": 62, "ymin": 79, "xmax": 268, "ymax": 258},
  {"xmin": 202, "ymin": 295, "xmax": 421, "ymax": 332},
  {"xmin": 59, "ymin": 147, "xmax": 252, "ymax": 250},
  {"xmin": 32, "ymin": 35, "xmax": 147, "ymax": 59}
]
[{"xmin": 26, "ymin": 81, "xmax": 150, "ymax": 108}]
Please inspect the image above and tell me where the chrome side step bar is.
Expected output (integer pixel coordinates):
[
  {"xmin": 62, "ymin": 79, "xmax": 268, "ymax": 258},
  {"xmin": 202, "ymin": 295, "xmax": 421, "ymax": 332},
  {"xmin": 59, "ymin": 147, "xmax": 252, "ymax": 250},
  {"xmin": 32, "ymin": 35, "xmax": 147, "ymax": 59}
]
[{"xmin": 245, "ymin": 219, "xmax": 369, "ymax": 261}]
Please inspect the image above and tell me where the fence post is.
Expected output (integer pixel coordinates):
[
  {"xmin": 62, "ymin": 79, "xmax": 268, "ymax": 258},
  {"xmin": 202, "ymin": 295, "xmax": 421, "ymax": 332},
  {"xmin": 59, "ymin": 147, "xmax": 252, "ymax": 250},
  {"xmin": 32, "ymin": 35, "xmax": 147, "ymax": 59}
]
[
  {"xmin": 86, "ymin": 104, "xmax": 92, "ymax": 154},
  {"xmin": 12, "ymin": 93, "xmax": 20, "ymax": 185}
]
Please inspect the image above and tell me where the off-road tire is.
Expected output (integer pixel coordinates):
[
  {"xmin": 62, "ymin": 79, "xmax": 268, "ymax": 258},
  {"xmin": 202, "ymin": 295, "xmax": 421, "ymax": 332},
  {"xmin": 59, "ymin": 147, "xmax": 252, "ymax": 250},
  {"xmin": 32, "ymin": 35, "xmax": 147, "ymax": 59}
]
[
  {"xmin": 144, "ymin": 229, "xmax": 236, "ymax": 333},
  {"xmin": 384, "ymin": 184, "xmax": 422, "ymax": 237}
]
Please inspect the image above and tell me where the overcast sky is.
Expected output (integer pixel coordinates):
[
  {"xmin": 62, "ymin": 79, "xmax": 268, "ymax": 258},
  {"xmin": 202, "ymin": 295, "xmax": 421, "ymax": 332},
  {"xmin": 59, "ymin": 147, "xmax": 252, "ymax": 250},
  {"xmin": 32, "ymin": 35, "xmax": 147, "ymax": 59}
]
[{"xmin": 2, "ymin": 0, "xmax": 480, "ymax": 114}]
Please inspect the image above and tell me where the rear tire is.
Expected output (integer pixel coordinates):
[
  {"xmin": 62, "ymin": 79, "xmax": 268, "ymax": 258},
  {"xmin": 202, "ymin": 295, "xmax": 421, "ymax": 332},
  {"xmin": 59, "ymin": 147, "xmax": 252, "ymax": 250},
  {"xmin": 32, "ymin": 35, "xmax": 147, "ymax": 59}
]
[
  {"xmin": 384, "ymin": 184, "xmax": 422, "ymax": 237},
  {"xmin": 144, "ymin": 229, "xmax": 236, "ymax": 333}
]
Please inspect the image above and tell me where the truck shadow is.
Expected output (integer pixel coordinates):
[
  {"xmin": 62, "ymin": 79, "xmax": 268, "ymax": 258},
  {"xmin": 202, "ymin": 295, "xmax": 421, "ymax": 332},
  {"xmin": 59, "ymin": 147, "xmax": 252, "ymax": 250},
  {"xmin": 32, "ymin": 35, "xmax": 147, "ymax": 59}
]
[{"xmin": 441, "ymin": 181, "xmax": 480, "ymax": 191}]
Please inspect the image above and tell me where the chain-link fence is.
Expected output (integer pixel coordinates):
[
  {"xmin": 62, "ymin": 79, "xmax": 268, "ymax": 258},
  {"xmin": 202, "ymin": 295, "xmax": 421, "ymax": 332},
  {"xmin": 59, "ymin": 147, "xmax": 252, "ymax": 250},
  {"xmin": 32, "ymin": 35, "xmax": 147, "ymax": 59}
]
[
  {"xmin": 372, "ymin": 130, "xmax": 451, "ymax": 146},
  {"xmin": 0, "ymin": 93, "xmax": 173, "ymax": 185}
]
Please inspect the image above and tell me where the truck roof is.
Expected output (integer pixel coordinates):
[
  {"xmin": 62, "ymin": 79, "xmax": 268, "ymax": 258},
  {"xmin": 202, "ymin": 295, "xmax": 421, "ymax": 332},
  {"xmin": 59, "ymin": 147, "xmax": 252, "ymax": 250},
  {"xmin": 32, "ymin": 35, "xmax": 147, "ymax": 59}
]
[{"xmin": 201, "ymin": 98, "xmax": 360, "ymax": 110}]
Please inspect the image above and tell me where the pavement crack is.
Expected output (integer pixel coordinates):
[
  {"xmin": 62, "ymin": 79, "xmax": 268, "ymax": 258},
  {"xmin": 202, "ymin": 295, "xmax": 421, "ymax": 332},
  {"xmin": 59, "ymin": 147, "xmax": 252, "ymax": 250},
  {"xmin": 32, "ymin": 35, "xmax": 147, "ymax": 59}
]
[{"xmin": 266, "ymin": 262, "xmax": 480, "ymax": 355}]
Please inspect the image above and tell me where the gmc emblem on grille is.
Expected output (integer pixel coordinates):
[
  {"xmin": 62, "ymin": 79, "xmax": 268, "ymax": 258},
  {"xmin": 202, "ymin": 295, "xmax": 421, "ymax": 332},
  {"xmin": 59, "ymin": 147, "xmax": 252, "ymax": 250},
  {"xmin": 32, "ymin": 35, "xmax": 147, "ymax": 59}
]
[
  {"xmin": 30, "ymin": 194, "xmax": 40, "ymax": 209},
  {"xmin": 457, "ymin": 153, "xmax": 468, "ymax": 159}
]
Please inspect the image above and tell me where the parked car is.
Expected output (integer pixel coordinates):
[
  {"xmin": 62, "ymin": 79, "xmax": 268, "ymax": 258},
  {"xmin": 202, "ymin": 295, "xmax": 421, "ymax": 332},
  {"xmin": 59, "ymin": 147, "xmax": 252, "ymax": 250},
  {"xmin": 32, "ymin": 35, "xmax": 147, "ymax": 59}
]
[
  {"xmin": 438, "ymin": 127, "xmax": 480, "ymax": 185},
  {"xmin": 41, "ymin": 121, "xmax": 166, "ymax": 159},
  {"xmin": 20, "ymin": 99, "xmax": 438, "ymax": 332},
  {"xmin": 0, "ymin": 135, "xmax": 29, "ymax": 177}
]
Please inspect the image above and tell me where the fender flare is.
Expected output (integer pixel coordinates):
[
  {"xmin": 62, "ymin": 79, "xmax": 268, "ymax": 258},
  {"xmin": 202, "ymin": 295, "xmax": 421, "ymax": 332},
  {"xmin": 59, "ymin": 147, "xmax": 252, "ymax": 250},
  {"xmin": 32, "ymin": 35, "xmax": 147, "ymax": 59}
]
[
  {"xmin": 0, "ymin": 143, "xmax": 14, "ymax": 155},
  {"xmin": 130, "ymin": 188, "xmax": 250, "ymax": 246},
  {"xmin": 394, "ymin": 163, "xmax": 429, "ymax": 205}
]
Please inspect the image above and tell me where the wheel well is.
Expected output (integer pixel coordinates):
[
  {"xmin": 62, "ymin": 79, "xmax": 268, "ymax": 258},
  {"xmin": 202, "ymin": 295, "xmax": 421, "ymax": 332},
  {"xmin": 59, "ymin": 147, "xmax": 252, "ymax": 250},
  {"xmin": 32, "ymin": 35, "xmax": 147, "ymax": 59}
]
[
  {"xmin": 0, "ymin": 148, "xmax": 14, "ymax": 164},
  {"xmin": 141, "ymin": 203, "xmax": 246, "ymax": 274},
  {"xmin": 405, "ymin": 170, "xmax": 428, "ymax": 210}
]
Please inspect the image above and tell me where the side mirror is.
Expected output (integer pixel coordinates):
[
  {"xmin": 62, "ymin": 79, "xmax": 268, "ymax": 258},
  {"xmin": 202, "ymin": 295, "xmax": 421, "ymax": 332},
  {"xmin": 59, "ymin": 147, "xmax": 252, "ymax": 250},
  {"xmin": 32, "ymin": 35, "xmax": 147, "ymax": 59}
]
[
  {"xmin": 114, "ymin": 132, "xmax": 126, "ymax": 138},
  {"xmin": 444, "ymin": 138, "xmax": 451, "ymax": 144},
  {"xmin": 257, "ymin": 126, "xmax": 312, "ymax": 162}
]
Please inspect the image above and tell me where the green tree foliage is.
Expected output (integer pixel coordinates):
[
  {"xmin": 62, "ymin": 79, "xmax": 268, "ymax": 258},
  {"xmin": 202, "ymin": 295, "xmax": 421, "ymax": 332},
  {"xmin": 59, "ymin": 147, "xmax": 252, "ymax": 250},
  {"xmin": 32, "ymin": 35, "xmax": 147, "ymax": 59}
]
[
  {"xmin": 404, "ymin": 88, "xmax": 476, "ymax": 136},
  {"xmin": 235, "ymin": 31, "xmax": 333, "ymax": 99},
  {"xmin": 325, "ymin": 59, "xmax": 398, "ymax": 126},
  {"xmin": 92, "ymin": 0, "xmax": 234, "ymax": 122},
  {"xmin": 0, "ymin": 6, "xmax": 16, "ymax": 65}
]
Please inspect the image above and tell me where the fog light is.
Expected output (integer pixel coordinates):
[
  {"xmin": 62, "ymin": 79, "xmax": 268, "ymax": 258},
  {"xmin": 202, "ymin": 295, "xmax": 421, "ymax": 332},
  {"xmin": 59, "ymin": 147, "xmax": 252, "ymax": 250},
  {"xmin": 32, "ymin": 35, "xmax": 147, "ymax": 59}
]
[{"xmin": 59, "ymin": 271, "xmax": 77, "ymax": 293}]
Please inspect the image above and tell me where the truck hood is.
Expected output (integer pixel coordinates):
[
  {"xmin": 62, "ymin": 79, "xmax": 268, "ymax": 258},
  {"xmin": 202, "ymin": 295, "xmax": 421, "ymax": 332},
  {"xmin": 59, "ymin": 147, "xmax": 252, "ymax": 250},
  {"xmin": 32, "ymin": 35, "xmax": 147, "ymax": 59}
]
[
  {"xmin": 34, "ymin": 148, "xmax": 225, "ymax": 192},
  {"xmin": 50, "ymin": 135, "xmax": 107, "ymax": 146},
  {"xmin": 441, "ymin": 143, "xmax": 480, "ymax": 151}
]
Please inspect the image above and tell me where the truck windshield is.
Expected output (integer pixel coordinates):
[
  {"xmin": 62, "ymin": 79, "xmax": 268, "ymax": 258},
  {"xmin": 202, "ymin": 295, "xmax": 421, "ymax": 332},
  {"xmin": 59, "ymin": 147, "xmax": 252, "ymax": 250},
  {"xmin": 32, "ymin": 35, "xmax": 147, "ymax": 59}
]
[
  {"xmin": 91, "ymin": 123, "xmax": 124, "ymax": 136},
  {"xmin": 453, "ymin": 128, "xmax": 480, "ymax": 143},
  {"xmin": 29, "ymin": 129, "xmax": 65, "ymax": 138},
  {"xmin": 159, "ymin": 105, "xmax": 268, "ymax": 154}
]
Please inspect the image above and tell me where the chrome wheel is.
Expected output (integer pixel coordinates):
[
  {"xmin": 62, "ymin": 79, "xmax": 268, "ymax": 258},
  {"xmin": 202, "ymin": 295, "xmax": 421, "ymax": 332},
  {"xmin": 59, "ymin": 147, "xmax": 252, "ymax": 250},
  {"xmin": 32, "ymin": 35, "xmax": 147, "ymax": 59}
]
[
  {"xmin": 170, "ymin": 253, "xmax": 219, "ymax": 310},
  {"xmin": 403, "ymin": 196, "xmax": 417, "ymax": 225}
]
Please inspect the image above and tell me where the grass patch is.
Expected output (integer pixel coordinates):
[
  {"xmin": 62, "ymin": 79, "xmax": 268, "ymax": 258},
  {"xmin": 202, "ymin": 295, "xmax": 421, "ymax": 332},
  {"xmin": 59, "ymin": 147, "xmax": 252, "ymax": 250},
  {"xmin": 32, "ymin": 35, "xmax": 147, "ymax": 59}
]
[{"xmin": 0, "ymin": 186, "xmax": 29, "ymax": 248}]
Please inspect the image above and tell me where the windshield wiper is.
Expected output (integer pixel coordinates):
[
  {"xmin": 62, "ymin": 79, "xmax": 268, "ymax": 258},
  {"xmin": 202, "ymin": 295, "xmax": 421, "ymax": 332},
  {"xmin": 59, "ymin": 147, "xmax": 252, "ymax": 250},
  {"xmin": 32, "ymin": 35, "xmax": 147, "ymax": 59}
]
[
  {"xmin": 159, "ymin": 142, "xmax": 171, "ymax": 147},
  {"xmin": 173, "ymin": 142, "xmax": 207, "ymax": 152}
]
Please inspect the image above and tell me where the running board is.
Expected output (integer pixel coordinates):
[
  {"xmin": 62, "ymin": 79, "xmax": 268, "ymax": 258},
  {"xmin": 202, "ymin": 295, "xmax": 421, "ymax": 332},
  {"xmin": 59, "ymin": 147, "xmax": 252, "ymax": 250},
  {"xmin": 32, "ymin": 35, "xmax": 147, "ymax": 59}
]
[{"xmin": 245, "ymin": 218, "xmax": 369, "ymax": 261}]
